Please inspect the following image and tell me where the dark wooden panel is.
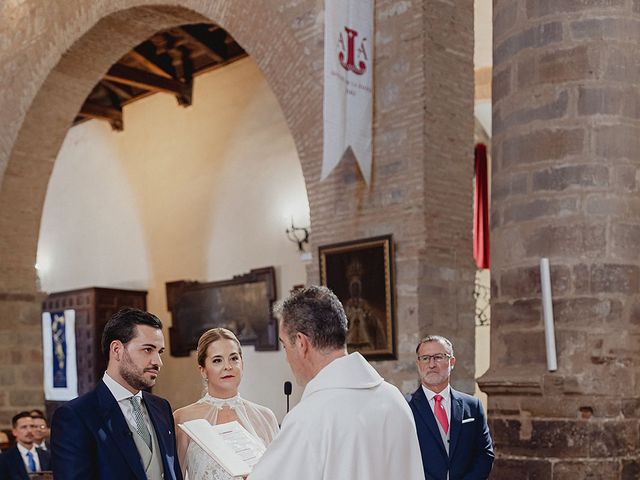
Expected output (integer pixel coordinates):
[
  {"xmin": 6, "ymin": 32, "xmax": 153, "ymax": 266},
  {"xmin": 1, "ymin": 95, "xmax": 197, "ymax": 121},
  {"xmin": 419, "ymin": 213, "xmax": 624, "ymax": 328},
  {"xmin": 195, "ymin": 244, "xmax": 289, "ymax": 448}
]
[{"xmin": 42, "ymin": 287, "xmax": 147, "ymax": 419}]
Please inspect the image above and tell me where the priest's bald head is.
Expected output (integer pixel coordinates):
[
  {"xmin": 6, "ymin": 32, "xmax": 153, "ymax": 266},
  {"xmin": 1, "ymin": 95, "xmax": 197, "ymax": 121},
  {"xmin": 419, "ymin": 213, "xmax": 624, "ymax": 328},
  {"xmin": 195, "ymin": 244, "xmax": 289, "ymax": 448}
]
[{"xmin": 275, "ymin": 286, "xmax": 349, "ymax": 386}]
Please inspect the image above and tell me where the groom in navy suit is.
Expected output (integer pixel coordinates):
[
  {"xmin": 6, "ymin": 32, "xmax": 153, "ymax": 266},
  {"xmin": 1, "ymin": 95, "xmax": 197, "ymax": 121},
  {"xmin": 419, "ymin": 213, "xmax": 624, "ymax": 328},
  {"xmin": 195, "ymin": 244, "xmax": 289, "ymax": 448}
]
[
  {"xmin": 50, "ymin": 307, "xmax": 182, "ymax": 480},
  {"xmin": 409, "ymin": 335, "xmax": 494, "ymax": 480}
]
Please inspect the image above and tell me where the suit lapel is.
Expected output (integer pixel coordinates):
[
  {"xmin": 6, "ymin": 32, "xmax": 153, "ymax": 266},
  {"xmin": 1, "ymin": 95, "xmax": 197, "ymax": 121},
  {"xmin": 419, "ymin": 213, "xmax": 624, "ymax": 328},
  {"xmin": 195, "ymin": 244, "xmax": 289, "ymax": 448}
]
[
  {"xmin": 36, "ymin": 448, "xmax": 49, "ymax": 471},
  {"xmin": 412, "ymin": 387, "xmax": 448, "ymax": 457},
  {"xmin": 448, "ymin": 388, "xmax": 464, "ymax": 459},
  {"xmin": 96, "ymin": 381, "xmax": 146, "ymax": 479},
  {"xmin": 8, "ymin": 447, "xmax": 28, "ymax": 478}
]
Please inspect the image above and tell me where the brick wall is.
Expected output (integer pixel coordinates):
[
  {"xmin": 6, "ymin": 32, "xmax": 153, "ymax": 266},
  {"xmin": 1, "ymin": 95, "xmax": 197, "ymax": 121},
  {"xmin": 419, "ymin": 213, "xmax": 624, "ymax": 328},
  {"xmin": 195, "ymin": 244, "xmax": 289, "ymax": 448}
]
[{"xmin": 0, "ymin": 0, "xmax": 475, "ymax": 426}]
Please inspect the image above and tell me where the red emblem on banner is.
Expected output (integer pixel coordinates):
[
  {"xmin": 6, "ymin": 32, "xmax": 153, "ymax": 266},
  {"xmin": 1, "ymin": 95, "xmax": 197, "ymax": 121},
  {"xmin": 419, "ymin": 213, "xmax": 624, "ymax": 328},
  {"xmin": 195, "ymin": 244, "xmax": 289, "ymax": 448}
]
[{"xmin": 338, "ymin": 27, "xmax": 368, "ymax": 75}]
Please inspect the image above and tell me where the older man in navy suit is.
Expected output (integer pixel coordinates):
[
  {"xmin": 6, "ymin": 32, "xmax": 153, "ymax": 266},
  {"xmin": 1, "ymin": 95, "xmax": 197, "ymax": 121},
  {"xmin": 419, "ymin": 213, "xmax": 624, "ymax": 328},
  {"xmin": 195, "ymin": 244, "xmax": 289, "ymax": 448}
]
[
  {"xmin": 409, "ymin": 335, "xmax": 494, "ymax": 480},
  {"xmin": 0, "ymin": 412, "xmax": 51, "ymax": 479},
  {"xmin": 50, "ymin": 307, "xmax": 182, "ymax": 480}
]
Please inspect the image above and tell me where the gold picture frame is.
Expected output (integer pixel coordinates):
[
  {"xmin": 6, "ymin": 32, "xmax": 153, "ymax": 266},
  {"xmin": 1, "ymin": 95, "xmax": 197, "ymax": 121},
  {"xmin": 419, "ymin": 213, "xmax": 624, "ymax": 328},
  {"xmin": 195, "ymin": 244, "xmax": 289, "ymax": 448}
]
[{"xmin": 319, "ymin": 235, "xmax": 396, "ymax": 360}]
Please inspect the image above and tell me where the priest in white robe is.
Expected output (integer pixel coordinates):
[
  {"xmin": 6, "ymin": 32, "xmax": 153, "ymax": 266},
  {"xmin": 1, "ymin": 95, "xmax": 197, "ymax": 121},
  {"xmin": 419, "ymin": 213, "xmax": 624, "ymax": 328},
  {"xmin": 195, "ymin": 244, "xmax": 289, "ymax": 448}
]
[{"xmin": 249, "ymin": 286, "xmax": 425, "ymax": 480}]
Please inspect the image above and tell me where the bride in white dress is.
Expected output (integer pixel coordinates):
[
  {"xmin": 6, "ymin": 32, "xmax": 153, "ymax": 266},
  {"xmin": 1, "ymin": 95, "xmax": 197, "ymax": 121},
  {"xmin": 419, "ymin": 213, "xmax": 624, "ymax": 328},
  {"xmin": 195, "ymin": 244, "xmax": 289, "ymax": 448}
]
[{"xmin": 173, "ymin": 328, "xmax": 279, "ymax": 480}]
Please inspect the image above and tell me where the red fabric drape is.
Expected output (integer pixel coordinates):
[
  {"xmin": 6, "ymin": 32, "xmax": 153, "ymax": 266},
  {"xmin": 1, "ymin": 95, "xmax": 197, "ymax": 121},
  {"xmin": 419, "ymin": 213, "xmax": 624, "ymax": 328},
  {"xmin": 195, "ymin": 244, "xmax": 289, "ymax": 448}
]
[{"xmin": 473, "ymin": 143, "xmax": 490, "ymax": 269}]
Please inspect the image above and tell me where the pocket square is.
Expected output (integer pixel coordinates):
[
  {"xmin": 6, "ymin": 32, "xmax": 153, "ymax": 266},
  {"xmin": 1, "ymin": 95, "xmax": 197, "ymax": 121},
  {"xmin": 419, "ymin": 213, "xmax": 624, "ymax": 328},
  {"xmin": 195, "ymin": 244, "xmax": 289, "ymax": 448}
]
[{"xmin": 462, "ymin": 417, "xmax": 475, "ymax": 424}]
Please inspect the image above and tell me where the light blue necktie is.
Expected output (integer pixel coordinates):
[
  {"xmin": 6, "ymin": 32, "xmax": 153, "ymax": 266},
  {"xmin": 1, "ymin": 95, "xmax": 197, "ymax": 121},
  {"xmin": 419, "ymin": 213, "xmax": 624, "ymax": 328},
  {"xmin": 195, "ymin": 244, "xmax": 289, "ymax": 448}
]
[
  {"xmin": 26, "ymin": 451, "xmax": 37, "ymax": 472},
  {"xmin": 129, "ymin": 396, "xmax": 152, "ymax": 450}
]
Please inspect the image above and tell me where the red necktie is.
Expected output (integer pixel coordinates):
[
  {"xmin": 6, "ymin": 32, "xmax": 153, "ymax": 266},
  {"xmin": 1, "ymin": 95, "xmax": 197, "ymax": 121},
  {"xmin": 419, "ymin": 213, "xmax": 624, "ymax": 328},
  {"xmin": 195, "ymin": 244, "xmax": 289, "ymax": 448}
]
[{"xmin": 434, "ymin": 394, "xmax": 449, "ymax": 434}]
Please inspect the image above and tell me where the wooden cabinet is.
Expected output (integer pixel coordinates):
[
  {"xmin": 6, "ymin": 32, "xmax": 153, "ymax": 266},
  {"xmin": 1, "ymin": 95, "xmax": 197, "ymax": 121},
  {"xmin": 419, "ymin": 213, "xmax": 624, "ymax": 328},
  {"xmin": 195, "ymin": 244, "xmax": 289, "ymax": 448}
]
[{"xmin": 42, "ymin": 287, "xmax": 147, "ymax": 418}]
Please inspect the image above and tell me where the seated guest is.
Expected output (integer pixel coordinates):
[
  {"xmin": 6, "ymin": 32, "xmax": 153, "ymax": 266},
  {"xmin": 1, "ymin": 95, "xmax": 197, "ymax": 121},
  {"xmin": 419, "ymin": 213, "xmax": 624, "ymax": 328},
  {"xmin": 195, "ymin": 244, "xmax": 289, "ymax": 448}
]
[
  {"xmin": 29, "ymin": 411, "xmax": 50, "ymax": 451},
  {"xmin": 28, "ymin": 409, "xmax": 45, "ymax": 420},
  {"xmin": 0, "ymin": 430, "xmax": 9, "ymax": 452},
  {"xmin": 0, "ymin": 412, "xmax": 51, "ymax": 479},
  {"xmin": 173, "ymin": 328, "xmax": 279, "ymax": 480}
]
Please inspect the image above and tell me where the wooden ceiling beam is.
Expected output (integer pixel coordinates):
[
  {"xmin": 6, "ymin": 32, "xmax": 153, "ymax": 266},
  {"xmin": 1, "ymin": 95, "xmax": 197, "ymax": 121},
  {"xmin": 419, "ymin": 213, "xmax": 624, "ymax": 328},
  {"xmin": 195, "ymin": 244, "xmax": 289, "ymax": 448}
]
[
  {"xmin": 79, "ymin": 102, "xmax": 123, "ymax": 131},
  {"xmin": 80, "ymin": 102, "xmax": 120, "ymax": 120},
  {"xmin": 104, "ymin": 64, "xmax": 188, "ymax": 96},
  {"xmin": 100, "ymin": 80, "xmax": 133, "ymax": 101},
  {"xmin": 178, "ymin": 27, "xmax": 224, "ymax": 63},
  {"xmin": 128, "ymin": 49, "xmax": 173, "ymax": 78}
]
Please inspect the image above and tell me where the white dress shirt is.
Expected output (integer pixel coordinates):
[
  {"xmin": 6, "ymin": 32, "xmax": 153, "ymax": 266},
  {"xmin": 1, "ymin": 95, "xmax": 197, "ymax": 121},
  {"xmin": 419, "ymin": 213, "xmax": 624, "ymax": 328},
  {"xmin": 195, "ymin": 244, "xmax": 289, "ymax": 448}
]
[
  {"xmin": 34, "ymin": 441, "xmax": 47, "ymax": 451},
  {"xmin": 102, "ymin": 372, "xmax": 153, "ymax": 434},
  {"xmin": 17, "ymin": 443, "xmax": 41, "ymax": 472},
  {"xmin": 421, "ymin": 384, "xmax": 452, "ymax": 425}
]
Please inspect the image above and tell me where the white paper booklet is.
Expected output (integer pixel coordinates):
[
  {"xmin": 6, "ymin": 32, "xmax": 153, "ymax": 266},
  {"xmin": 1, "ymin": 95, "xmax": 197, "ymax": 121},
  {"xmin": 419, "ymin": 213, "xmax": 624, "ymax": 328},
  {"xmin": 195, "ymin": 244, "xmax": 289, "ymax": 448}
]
[{"xmin": 178, "ymin": 419, "xmax": 266, "ymax": 477}]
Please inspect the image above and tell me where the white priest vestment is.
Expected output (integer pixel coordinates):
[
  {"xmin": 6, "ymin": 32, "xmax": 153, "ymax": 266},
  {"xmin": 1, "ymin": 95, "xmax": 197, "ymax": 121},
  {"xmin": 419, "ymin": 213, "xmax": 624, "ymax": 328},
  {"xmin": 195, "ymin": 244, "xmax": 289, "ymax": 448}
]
[{"xmin": 249, "ymin": 352, "xmax": 425, "ymax": 480}]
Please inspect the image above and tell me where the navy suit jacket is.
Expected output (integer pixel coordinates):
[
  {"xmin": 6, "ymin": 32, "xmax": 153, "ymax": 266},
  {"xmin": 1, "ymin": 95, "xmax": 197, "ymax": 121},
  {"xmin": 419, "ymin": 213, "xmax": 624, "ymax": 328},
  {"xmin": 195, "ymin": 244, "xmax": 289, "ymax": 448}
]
[
  {"xmin": 50, "ymin": 380, "xmax": 182, "ymax": 480},
  {"xmin": 0, "ymin": 445, "xmax": 50, "ymax": 480},
  {"xmin": 409, "ymin": 386, "xmax": 494, "ymax": 480}
]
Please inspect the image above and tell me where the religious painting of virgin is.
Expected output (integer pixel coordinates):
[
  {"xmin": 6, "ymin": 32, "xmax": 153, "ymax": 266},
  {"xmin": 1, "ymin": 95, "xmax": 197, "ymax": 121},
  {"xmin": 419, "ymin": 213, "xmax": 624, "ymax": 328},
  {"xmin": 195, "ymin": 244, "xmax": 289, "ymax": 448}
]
[{"xmin": 319, "ymin": 235, "xmax": 396, "ymax": 360}]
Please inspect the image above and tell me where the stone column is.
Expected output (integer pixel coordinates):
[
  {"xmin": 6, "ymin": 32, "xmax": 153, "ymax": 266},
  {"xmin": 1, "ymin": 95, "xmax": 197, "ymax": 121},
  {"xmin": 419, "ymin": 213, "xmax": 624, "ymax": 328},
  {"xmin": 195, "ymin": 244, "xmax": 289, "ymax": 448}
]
[
  {"xmin": 0, "ymin": 265, "xmax": 45, "ymax": 425},
  {"xmin": 481, "ymin": 1, "xmax": 640, "ymax": 478}
]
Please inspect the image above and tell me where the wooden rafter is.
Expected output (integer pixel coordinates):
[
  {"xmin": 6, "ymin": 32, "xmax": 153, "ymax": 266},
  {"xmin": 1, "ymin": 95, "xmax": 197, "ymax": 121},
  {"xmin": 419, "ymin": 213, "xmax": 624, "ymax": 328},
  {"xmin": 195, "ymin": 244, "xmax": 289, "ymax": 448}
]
[
  {"xmin": 179, "ymin": 27, "xmax": 225, "ymax": 63},
  {"xmin": 74, "ymin": 23, "xmax": 246, "ymax": 130},
  {"xmin": 100, "ymin": 80, "xmax": 133, "ymax": 101},
  {"xmin": 80, "ymin": 102, "xmax": 123, "ymax": 131},
  {"xmin": 104, "ymin": 64, "xmax": 188, "ymax": 96},
  {"xmin": 128, "ymin": 49, "xmax": 173, "ymax": 78}
]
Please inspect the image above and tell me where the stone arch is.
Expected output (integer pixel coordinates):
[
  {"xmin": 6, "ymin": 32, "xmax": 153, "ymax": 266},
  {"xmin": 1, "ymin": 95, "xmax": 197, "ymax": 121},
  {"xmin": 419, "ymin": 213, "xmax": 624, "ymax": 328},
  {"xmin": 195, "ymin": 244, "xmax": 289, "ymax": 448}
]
[
  {"xmin": 0, "ymin": 1, "xmax": 321, "ymax": 294},
  {"xmin": 0, "ymin": 1, "xmax": 320, "ymax": 420}
]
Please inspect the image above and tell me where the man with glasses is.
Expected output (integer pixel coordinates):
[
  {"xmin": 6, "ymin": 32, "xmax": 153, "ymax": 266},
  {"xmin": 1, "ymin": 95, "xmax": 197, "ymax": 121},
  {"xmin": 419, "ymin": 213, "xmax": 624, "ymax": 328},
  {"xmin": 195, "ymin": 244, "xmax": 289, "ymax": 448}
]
[
  {"xmin": 409, "ymin": 335, "xmax": 494, "ymax": 480},
  {"xmin": 29, "ymin": 410, "xmax": 50, "ymax": 451}
]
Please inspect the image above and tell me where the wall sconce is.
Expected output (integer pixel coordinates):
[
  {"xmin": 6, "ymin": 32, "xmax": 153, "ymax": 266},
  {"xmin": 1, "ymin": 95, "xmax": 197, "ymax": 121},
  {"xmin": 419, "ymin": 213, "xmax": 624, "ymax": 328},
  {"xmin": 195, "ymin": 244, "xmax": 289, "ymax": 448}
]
[{"xmin": 286, "ymin": 220, "xmax": 310, "ymax": 252}]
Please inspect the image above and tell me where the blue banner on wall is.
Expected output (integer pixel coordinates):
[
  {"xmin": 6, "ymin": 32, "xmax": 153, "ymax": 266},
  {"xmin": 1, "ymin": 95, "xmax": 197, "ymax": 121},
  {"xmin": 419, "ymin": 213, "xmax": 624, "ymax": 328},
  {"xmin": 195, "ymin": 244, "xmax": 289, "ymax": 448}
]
[
  {"xmin": 51, "ymin": 311, "xmax": 68, "ymax": 388},
  {"xmin": 43, "ymin": 310, "xmax": 78, "ymax": 401}
]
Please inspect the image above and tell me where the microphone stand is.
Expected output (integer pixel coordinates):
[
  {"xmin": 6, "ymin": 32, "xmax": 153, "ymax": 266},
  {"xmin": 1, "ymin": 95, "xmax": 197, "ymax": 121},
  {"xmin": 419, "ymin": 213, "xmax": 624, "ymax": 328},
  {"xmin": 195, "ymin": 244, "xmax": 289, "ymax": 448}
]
[{"xmin": 284, "ymin": 381, "xmax": 292, "ymax": 413}]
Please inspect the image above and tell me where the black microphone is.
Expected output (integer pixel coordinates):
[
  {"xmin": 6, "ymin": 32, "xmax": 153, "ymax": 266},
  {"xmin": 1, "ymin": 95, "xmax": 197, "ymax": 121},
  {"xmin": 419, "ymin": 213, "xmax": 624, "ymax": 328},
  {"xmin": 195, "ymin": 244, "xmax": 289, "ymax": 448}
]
[{"xmin": 284, "ymin": 381, "xmax": 292, "ymax": 413}]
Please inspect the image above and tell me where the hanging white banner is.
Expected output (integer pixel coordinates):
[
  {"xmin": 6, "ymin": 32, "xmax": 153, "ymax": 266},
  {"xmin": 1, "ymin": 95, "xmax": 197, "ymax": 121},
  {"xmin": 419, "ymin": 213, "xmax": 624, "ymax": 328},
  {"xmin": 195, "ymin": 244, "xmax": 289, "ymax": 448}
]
[
  {"xmin": 322, "ymin": 0, "xmax": 374, "ymax": 184},
  {"xmin": 42, "ymin": 309, "xmax": 78, "ymax": 401}
]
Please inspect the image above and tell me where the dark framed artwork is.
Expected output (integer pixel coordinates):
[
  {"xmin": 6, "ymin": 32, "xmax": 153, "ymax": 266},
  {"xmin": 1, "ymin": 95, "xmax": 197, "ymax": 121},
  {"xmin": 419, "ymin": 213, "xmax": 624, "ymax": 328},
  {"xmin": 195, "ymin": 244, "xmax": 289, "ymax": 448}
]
[
  {"xmin": 166, "ymin": 267, "xmax": 278, "ymax": 356},
  {"xmin": 319, "ymin": 235, "xmax": 396, "ymax": 360}
]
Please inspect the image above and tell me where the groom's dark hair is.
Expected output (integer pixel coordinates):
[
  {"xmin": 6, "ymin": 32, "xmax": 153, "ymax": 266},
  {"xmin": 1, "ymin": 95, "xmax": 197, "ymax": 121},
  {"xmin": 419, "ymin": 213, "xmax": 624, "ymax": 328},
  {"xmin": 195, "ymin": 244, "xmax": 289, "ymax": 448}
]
[
  {"xmin": 275, "ymin": 285, "xmax": 348, "ymax": 350},
  {"xmin": 101, "ymin": 307, "xmax": 162, "ymax": 357}
]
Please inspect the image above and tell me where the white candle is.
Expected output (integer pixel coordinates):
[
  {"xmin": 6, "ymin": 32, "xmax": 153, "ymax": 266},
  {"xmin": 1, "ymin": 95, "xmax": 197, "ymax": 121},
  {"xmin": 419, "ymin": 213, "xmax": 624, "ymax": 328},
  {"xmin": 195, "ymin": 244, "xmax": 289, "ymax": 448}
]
[{"xmin": 540, "ymin": 258, "xmax": 558, "ymax": 371}]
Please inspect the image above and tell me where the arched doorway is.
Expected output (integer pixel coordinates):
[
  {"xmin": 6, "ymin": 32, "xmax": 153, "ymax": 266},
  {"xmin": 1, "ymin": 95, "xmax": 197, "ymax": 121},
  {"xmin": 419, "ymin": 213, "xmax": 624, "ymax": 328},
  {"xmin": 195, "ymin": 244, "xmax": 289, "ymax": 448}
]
[{"xmin": 0, "ymin": 1, "xmax": 321, "ymax": 422}]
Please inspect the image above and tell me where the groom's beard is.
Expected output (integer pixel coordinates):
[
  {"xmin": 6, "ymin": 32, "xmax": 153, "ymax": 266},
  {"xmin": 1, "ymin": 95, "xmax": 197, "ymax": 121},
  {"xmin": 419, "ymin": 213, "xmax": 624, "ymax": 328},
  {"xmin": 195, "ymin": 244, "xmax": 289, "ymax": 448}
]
[{"xmin": 119, "ymin": 349, "xmax": 159, "ymax": 391}]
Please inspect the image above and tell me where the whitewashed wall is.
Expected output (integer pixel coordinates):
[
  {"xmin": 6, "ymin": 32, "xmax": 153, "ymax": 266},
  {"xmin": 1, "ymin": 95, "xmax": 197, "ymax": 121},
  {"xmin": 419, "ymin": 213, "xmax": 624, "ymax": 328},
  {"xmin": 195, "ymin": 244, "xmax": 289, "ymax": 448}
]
[{"xmin": 37, "ymin": 57, "xmax": 309, "ymax": 421}]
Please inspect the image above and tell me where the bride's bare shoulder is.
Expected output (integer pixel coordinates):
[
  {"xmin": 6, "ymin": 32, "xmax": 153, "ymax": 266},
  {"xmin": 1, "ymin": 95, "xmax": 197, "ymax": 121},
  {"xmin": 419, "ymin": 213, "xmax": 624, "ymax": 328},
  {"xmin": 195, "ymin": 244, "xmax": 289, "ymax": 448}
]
[
  {"xmin": 243, "ymin": 399, "xmax": 277, "ymax": 421},
  {"xmin": 173, "ymin": 401, "xmax": 210, "ymax": 421}
]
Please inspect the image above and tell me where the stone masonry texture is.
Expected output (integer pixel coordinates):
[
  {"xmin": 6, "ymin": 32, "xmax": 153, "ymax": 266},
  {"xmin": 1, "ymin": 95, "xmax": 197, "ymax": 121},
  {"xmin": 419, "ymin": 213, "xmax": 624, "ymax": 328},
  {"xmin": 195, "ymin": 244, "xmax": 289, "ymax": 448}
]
[{"xmin": 483, "ymin": 0, "xmax": 640, "ymax": 477}]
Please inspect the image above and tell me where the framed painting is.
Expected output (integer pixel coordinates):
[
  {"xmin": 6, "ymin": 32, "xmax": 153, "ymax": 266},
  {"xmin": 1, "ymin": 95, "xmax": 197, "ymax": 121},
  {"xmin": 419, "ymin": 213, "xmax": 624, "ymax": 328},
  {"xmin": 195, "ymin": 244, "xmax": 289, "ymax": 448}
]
[
  {"xmin": 166, "ymin": 267, "xmax": 278, "ymax": 356},
  {"xmin": 319, "ymin": 235, "xmax": 396, "ymax": 360}
]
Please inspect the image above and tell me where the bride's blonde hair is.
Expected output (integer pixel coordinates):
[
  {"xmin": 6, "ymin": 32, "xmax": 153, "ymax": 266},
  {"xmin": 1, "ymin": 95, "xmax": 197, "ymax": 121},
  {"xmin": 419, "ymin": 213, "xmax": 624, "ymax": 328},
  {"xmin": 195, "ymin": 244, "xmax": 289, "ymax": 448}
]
[{"xmin": 196, "ymin": 328, "xmax": 242, "ymax": 367}]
